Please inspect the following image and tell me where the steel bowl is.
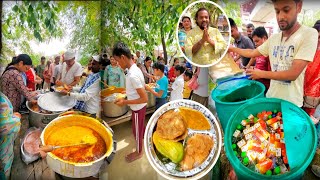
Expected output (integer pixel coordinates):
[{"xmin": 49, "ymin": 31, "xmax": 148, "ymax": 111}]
[
  {"xmin": 26, "ymin": 101, "xmax": 62, "ymax": 128},
  {"xmin": 40, "ymin": 115, "xmax": 115, "ymax": 178}
]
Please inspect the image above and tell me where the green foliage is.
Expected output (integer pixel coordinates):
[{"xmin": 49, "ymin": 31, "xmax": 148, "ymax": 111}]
[
  {"xmin": 187, "ymin": 1, "xmax": 223, "ymax": 28},
  {"xmin": 223, "ymin": 1, "xmax": 242, "ymax": 26},
  {"xmin": 299, "ymin": 9, "xmax": 320, "ymax": 27},
  {"xmin": 5, "ymin": 1, "xmax": 62, "ymax": 42},
  {"xmin": 101, "ymin": 0, "xmax": 191, "ymax": 61},
  {"xmin": 57, "ymin": 1, "xmax": 101, "ymax": 65},
  {"xmin": 2, "ymin": 1, "xmax": 63, "ymax": 64}
]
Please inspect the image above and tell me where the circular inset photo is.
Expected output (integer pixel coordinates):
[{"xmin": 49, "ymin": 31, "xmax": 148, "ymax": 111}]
[
  {"xmin": 177, "ymin": 0, "xmax": 231, "ymax": 67},
  {"xmin": 144, "ymin": 100, "xmax": 222, "ymax": 180}
]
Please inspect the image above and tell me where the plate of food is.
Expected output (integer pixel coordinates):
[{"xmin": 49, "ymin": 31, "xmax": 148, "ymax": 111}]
[
  {"xmin": 146, "ymin": 83, "xmax": 159, "ymax": 89},
  {"xmin": 144, "ymin": 100, "xmax": 222, "ymax": 180},
  {"xmin": 54, "ymin": 84, "xmax": 72, "ymax": 92}
]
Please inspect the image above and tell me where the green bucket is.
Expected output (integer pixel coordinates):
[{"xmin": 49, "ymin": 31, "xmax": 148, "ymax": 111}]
[
  {"xmin": 225, "ymin": 98, "xmax": 317, "ymax": 180},
  {"xmin": 211, "ymin": 79, "xmax": 265, "ymax": 131}
]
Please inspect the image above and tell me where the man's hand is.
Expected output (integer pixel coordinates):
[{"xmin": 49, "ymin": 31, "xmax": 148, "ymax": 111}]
[
  {"xmin": 203, "ymin": 27, "xmax": 210, "ymax": 42},
  {"xmin": 59, "ymin": 89, "xmax": 69, "ymax": 96},
  {"xmin": 228, "ymin": 46, "xmax": 236, "ymax": 53},
  {"xmin": 55, "ymin": 80, "xmax": 63, "ymax": 86},
  {"xmin": 114, "ymin": 98, "xmax": 126, "ymax": 106},
  {"xmin": 246, "ymin": 69, "xmax": 264, "ymax": 80}
]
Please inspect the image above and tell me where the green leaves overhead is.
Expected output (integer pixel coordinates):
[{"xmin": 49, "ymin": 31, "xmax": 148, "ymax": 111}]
[
  {"xmin": 5, "ymin": 1, "xmax": 61, "ymax": 42},
  {"xmin": 101, "ymin": 0, "xmax": 190, "ymax": 60}
]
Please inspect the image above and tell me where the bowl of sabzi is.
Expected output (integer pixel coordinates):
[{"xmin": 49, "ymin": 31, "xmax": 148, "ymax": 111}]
[{"xmin": 144, "ymin": 100, "xmax": 222, "ymax": 180}]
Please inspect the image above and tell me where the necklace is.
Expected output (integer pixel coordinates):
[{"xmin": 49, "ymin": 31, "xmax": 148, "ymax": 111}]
[{"xmin": 280, "ymin": 23, "xmax": 301, "ymax": 43}]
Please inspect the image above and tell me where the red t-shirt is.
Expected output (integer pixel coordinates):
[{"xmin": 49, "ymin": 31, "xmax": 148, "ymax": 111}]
[
  {"xmin": 26, "ymin": 69, "xmax": 36, "ymax": 91},
  {"xmin": 304, "ymin": 50, "xmax": 320, "ymax": 97},
  {"xmin": 168, "ymin": 67, "xmax": 176, "ymax": 83},
  {"xmin": 255, "ymin": 56, "xmax": 271, "ymax": 90}
]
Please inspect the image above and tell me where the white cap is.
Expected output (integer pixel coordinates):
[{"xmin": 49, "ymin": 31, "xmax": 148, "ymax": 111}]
[
  {"xmin": 64, "ymin": 50, "xmax": 76, "ymax": 61},
  {"xmin": 92, "ymin": 55, "xmax": 100, "ymax": 62}
]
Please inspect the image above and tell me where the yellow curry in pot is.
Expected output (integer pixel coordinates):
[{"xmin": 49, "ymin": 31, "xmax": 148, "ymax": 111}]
[{"xmin": 46, "ymin": 126, "xmax": 106, "ymax": 163}]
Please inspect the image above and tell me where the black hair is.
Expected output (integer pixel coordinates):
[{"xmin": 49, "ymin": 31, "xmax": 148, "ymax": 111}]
[
  {"xmin": 313, "ymin": 20, "xmax": 320, "ymax": 32},
  {"xmin": 182, "ymin": 16, "xmax": 191, "ymax": 22},
  {"xmin": 229, "ymin": 18, "xmax": 236, "ymax": 28},
  {"xmin": 252, "ymin": 26, "xmax": 268, "ymax": 39},
  {"xmin": 145, "ymin": 56, "xmax": 152, "ymax": 62},
  {"xmin": 158, "ymin": 57, "xmax": 167, "ymax": 64},
  {"xmin": 112, "ymin": 42, "xmax": 132, "ymax": 59},
  {"xmin": 184, "ymin": 69, "xmax": 193, "ymax": 79},
  {"xmin": 152, "ymin": 62, "xmax": 165, "ymax": 72},
  {"xmin": 195, "ymin": 8, "xmax": 211, "ymax": 21},
  {"xmin": 174, "ymin": 58, "xmax": 179, "ymax": 63},
  {"xmin": 174, "ymin": 65, "xmax": 185, "ymax": 74},
  {"xmin": 5, "ymin": 54, "xmax": 32, "ymax": 71},
  {"xmin": 41, "ymin": 56, "xmax": 46, "ymax": 60},
  {"xmin": 246, "ymin": 23, "xmax": 255, "ymax": 29}
]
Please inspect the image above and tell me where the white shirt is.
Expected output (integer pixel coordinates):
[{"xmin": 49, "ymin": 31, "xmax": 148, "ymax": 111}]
[
  {"xmin": 257, "ymin": 25, "xmax": 318, "ymax": 107},
  {"xmin": 193, "ymin": 67, "xmax": 209, "ymax": 97},
  {"xmin": 137, "ymin": 57, "xmax": 144, "ymax": 65},
  {"xmin": 52, "ymin": 63, "xmax": 62, "ymax": 80},
  {"xmin": 170, "ymin": 74, "xmax": 184, "ymax": 101},
  {"xmin": 70, "ymin": 75, "xmax": 101, "ymax": 114},
  {"xmin": 126, "ymin": 64, "xmax": 147, "ymax": 111},
  {"xmin": 60, "ymin": 62, "xmax": 83, "ymax": 85}
]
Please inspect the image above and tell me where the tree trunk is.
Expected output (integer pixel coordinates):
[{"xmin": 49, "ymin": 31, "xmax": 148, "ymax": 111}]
[{"xmin": 161, "ymin": 0, "xmax": 167, "ymax": 63}]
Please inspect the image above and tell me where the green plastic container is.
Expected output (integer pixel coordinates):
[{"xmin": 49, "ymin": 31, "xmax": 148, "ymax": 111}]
[
  {"xmin": 225, "ymin": 98, "xmax": 317, "ymax": 180},
  {"xmin": 211, "ymin": 79, "xmax": 265, "ymax": 131}
]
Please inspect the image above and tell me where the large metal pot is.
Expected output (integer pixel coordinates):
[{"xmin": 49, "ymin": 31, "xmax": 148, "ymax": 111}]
[
  {"xmin": 147, "ymin": 91, "xmax": 156, "ymax": 108},
  {"xmin": 100, "ymin": 88, "xmax": 128, "ymax": 117},
  {"xmin": 40, "ymin": 115, "xmax": 115, "ymax": 178},
  {"xmin": 26, "ymin": 101, "xmax": 62, "ymax": 128},
  {"xmin": 101, "ymin": 100, "xmax": 128, "ymax": 117}
]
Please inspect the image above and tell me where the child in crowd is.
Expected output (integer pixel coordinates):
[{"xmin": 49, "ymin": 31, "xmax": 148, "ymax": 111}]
[
  {"xmin": 245, "ymin": 27, "xmax": 271, "ymax": 92},
  {"xmin": 183, "ymin": 69, "xmax": 193, "ymax": 99},
  {"xmin": 145, "ymin": 62, "xmax": 168, "ymax": 110},
  {"xmin": 168, "ymin": 58, "xmax": 180, "ymax": 83},
  {"xmin": 169, "ymin": 65, "xmax": 185, "ymax": 101}
]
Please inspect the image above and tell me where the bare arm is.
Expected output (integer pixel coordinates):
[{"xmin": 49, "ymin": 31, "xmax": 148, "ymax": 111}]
[
  {"xmin": 123, "ymin": 88, "xmax": 148, "ymax": 104},
  {"xmin": 149, "ymin": 89, "xmax": 163, "ymax": 98},
  {"xmin": 228, "ymin": 46, "xmax": 262, "ymax": 58},
  {"xmin": 247, "ymin": 59, "xmax": 309, "ymax": 81},
  {"xmin": 68, "ymin": 76, "xmax": 81, "ymax": 87},
  {"xmin": 246, "ymin": 58, "xmax": 256, "ymax": 68}
]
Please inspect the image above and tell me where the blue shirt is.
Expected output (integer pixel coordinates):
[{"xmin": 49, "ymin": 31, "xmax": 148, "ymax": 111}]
[{"xmin": 155, "ymin": 76, "xmax": 168, "ymax": 99}]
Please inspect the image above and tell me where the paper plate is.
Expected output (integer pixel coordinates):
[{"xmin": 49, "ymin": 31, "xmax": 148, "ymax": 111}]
[
  {"xmin": 144, "ymin": 100, "xmax": 222, "ymax": 180},
  {"xmin": 37, "ymin": 92, "xmax": 76, "ymax": 112}
]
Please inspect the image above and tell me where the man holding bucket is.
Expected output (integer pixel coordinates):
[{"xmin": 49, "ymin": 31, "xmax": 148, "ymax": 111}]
[{"xmin": 228, "ymin": 0, "xmax": 318, "ymax": 108}]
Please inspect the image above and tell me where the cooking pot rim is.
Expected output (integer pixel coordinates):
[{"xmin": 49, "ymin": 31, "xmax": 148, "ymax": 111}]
[
  {"xmin": 40, "ymin": 114, "xmax": 114, "ymax": 166},
  {"xmin": 26, "ymin": 101, "xmax": 63, "ymax": 115}
]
